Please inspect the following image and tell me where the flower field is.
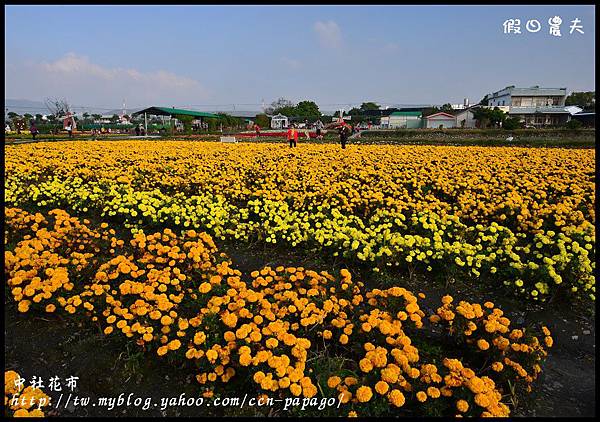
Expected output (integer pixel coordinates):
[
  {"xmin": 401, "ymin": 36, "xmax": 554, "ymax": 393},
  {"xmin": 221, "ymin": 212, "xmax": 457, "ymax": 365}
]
[
  {"xmin": 5, "ymin": 141, "xmax": 595, "ymax": 303},
  {"xmin": 6, "ymin": 207, "xmax": 553, "ymax": 417},
  {"xmin": 3, "ymin": 140, "xmax": 595, "ymax": 417}
]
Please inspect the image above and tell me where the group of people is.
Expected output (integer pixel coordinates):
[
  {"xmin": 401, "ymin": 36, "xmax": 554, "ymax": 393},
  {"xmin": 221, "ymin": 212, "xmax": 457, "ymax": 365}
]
[{"xmin": 286, "ymin": 120, "xmax": 352, "ymax": 149}]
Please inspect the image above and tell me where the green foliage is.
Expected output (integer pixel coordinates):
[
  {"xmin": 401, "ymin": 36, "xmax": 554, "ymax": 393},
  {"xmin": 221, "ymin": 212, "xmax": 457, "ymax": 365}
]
[
  {"xmin": 473, "ymin": 107, "xmax": 507, "ymax": 128},
  {"xmin": 174, "ymin": 114, "xmax": 195, "ymax": 134},
  {"xmin": 268, "ymin": 98, "xmax": 322, "ymax": 119},
  {"xmin": 565, "ymin": 91, "xmax": 595, "ymax": 110},
  {"xmin": 294, "ymin": 101, "xmax": 321, "ymax": 119},
  {"xmin": 565, "ymin": 119, "xmax": 583, "ymax": 130},
  {"xmin": 360, "ymin": 102, "xmax": 380, "ymax": 111},
  {"xmin": 503, "ymin": 117, "xmax": 523, "ymax": 130},
  {"xmin": 254, "ymin": 114, "xmax": 270, "ymax": 128}
]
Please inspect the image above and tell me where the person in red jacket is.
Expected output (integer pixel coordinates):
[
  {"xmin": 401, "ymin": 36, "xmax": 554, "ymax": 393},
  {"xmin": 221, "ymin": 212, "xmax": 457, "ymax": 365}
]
[
  {"xmin": 287, "ymin": 124, "xmax": 299, "ymax": 148},
  {"xmin": 254, "ymin": 123, "xmax": 261, "ymax": 139}
]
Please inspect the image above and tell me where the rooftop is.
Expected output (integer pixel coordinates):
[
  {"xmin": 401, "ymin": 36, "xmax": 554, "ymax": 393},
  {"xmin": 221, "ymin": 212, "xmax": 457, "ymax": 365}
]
[
  {"xmin": 490, "ymin": 86, "xmax": 567, "ymax": 98},
  {"xmin": 133, "ymin": 106, "xmax": 219, "ymax": 118}
]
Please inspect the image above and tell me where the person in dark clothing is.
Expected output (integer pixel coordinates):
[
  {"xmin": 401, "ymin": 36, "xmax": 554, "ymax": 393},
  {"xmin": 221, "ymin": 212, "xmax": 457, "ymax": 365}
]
[
  {"xmin": 338, "ymin": 122, "xmax": 351, "ymax": 149},
  {"xmin": 30, "ymin": 121, "xmax": 39, "ymax": 141},
  {"xmin": 135, "ymin": 125, "xmax": 140, "ymax": 136}
]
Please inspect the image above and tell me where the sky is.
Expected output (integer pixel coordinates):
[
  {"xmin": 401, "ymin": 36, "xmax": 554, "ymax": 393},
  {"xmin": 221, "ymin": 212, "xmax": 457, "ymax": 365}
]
[{"xmin": 4, "ymin": 5, "xmax": 596, "ymax": 112}]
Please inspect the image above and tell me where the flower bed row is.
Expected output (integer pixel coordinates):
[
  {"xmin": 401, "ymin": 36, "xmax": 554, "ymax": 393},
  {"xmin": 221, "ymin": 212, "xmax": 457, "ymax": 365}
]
[{"xmin": 5, "ymin": 208, "xmax": 553, "ymax": 417}]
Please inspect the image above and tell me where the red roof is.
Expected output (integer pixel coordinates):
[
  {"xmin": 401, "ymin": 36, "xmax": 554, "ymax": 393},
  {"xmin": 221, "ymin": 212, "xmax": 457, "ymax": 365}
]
[{"xmin": 425, "ymin": 112, "xmax": 455, "ymax": 119}]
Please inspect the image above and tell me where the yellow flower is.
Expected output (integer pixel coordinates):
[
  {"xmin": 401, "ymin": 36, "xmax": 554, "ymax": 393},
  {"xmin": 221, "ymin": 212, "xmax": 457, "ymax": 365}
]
[
  {"xmin": 388, "ymin": 389, "xmax": 405, "ymax": 407},
  {"xmin": 375, "ymin": 381, "xmax": 389, "ymax": 395},
  {"xmin": 477, "ymin": 339, "xmax": 490, "ymax": 351},
  {"xmin": 356, "ymin": 386, "xmax": 373, "ymax": 402},
  {"xmin": 327, "ymin": 376, "xmax": 341, "ymax": 388},
  {"xmin": 456, "ymin": 399, "xmax": 469, "ymax": 412}
]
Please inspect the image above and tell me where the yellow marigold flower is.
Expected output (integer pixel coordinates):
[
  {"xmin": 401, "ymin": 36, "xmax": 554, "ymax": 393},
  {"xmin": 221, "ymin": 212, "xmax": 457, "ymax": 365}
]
[
  {"xmin": 416, "ymin": 391, "xmax": 427, "ymax": 402},
  {"xmin": 348, "ymin": 411, "xmax": 357, "ymax": 417},
  {"xmin": 239, "ymin": 353, "xmax": 252, "ymax": 366},
  {"xmin": 477, "ymin": 339, "xmax": 490, "ymax": 351},
  {"xmin": 356, "ymin": 386, "xmax": 373, "ymax": 402},
  {"xmin": 388, "ymin": 389, "xmax": 405, "ymax": 407},
  {"xmin": 359, "ymin": 358, "xmax": 373, "ymax": 373},
  {"xmin": 338, "ymin": 389, "xmax": 352, "ymax": 404},
  {"xmin": 290, "ymin": 383, "xmax": 302, "ymax": 396},
  {"xmin": 375, "ymin": 381, "xmax": 389, "ymax": 395},
  {"xmin": 456, "ymin": 399, "xmax": 469, "ymax": 412},
  {"xmin": 427, "ymin": 386, "xmax": 441, "ymax": 398},
  {"xmin": 491, "ymin": 362, "xmax": 504, "ymax": 372},
  {"xmin": 168, "ymin": 339, "xmax": 181, "ymax": 350},
  {"xmin": 327, "ymin": 376, "xmax": 341, "ymax": 388},
  {"xmin": 206, "ymin": 349, "xmax": 218, "ymax": 363},
  {"xmin": 344, "ymin": 377, "xmax": 358, "ymax": 386},
  {"xmin": 339, "ymin": 334, "xmax": 349, "ymax": 345},
  {"xmin": 199, "ymin": 282, "xmax": 212, "ymax": 294}
]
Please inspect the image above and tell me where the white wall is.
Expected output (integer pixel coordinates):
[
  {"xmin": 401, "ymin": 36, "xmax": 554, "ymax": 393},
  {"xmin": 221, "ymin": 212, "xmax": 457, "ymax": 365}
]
[{"xmin": 425, "ymin": 116, "xmax": 456, "ymax": 128}]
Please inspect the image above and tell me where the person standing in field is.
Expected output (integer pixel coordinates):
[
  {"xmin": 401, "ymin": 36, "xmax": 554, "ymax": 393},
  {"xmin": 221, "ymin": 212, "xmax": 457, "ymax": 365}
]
[
  {"xmin": 315, "ymin": 119, "xmax": 324, "ymax": 140},
  {"xmin": 304, "ymin": 119, "xmax": 310, "ymax": 140},
  {"xmin": 66, "ymin": 122, "xmax": 73, "ymax": 138},
  {"xmin": 254, "ymin": 123, "xmax": 261, "ymax": 140},
  {"xmin": 338, "ymin": 122, "xmax": 351, "ymax": 149},
  {"xmin": 29, "ymin": 121, "xmax": 39, "ymax": 141},
  {"xmin": 287, "ymin": 124, "xmax": 298, "ymax": 148}
]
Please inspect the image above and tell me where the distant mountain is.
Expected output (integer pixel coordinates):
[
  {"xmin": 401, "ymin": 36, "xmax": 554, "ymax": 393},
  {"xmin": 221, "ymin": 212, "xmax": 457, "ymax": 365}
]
[
  {"xmin": 4, "ymin": 99, "xmax": 117, "ymax": 116},
  {"xmin": 4, "ymin": 99, "xmax": 49, "ymax": 115}
]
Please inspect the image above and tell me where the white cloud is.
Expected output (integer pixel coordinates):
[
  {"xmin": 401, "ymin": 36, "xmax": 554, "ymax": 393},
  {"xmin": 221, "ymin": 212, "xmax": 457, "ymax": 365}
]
[
  {"xmin": 5, "ymin": 53, "xmax": 210, "ymax": 106},
  {"xmin": 314, "ymin": 20, "xmax": 342, "ymax": 49}
]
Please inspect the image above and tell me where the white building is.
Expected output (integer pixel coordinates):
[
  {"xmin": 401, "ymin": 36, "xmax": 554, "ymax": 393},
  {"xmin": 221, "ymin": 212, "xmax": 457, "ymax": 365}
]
[
  {"xmin": 380, "ymin": 111, "xmax": 423, "ymax": 129},
  {"xmin": 425, "ymin": 112, "xmax": 456, "ymax": 129},
  {"xmin": 454, "ymin": 107, "xmax": 479, "ymax": 128},
  {"xmin": 270, "ymin": 113, "xmax": 289, "ymax": 129}
]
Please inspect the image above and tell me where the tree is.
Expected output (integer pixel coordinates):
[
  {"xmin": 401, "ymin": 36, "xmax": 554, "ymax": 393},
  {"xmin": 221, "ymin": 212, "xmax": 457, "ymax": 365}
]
[
  {"xmin": 45, "ymin": 97, "xmax": 71, "ymax": 118},
  {"xmin": 110, "ymin": 114, "xmax": 120, "ymax": 124},
  {"xmin": 360, "ymin": 102, "xmax": 380, "ymax": 111},
  {"xmin": 255, "ymin": 114, "xmax": 270, "ymax": 128},
  {"xmin": 503, "ymin": 117, "xmax": 523, "ymax": 130},
  {"xmin": 473, "ymin": 107, "xmax": 507, "ymax": 128},
  {"xmin": 24, "ymin": 113, "xmax": 33, "ymax": 122},
  {"xmin": 440, "ymin": 103, "xmax": 454, "ymax": 112},
  {"xmin": 565, "ymin": 91, "xmax": 595, "ymax": 110},
  {"xmin": 82, "ymin": 112, "xmax": 90, "ymax": 123},
  {"xmin": 92, "ymin": 114, "xmax": 102, "ymax": 122},
  {"xmin": 478, "ymin": 95, "xmax": 489, "ymax": 106},
  {"xmin": 35, "ymin": 114, "xmax": 43, "ymax": 123},
  {"xmin": 294, "ymin": 101, "xmax": 321, "ymax": 119},
  {"xmin": 174, "ymin": 114, "xmax": 194, "ymax": 134},
  {"xmin": 266, "ymin": 98, "xmax": 295, "ymax": 115},
  {"xmin": 565, "ymin": 119, "xmax": 583, "ymax": 130},
  {"xmin": 7, "ymin": 112, "xmax": 19, "ymax": 121}
]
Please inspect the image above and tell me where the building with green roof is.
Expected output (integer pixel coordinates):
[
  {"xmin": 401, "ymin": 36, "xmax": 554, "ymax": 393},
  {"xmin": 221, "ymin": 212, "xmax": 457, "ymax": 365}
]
[{"xmin": 380, "ymin": 110, "xmax": 423, "ymax": 129}]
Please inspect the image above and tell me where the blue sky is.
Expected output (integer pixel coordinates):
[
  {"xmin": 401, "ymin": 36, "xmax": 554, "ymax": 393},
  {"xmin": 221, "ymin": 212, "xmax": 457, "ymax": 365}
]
[{"xmin": 4, "ymin": 5, "xmax": 596, "ymax": 111}]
